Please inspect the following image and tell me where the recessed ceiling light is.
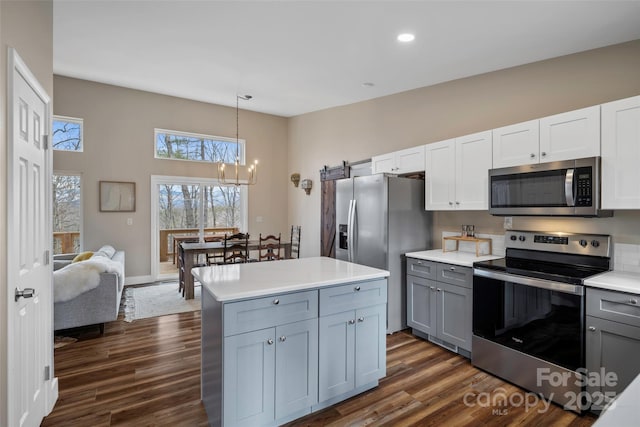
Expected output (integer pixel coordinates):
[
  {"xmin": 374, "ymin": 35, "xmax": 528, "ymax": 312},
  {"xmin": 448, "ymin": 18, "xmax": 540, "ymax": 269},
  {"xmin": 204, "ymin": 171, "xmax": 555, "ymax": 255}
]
[
  {"xmin": 397, "ymin": 33, "xmax": 415, "ymax": 43},
  {"xmin": 362, "ymin": 82, "xmax": 375, "ymax": 87}
]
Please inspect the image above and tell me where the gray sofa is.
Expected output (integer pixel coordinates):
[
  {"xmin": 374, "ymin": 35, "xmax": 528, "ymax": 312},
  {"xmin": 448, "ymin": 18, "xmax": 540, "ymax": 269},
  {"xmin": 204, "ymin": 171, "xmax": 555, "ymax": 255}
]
[{"xmin": 53, "ymin": 246, "xmax": 125, "ymax": 333}]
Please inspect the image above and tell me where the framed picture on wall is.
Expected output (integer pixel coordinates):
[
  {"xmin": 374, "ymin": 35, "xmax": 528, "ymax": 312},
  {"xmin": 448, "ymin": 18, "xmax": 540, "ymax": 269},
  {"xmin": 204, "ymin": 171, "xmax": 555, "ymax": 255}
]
[{"xmin": 99, "ymin": 181, "xmax": 136, "ymax": 212}]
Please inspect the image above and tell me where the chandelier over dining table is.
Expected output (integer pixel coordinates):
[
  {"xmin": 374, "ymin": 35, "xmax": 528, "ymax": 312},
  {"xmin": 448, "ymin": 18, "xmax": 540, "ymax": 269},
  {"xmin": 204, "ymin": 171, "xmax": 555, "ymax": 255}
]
[{"xmin": 217, "ymin": 94, "xmax": 258, "ymax": 186}]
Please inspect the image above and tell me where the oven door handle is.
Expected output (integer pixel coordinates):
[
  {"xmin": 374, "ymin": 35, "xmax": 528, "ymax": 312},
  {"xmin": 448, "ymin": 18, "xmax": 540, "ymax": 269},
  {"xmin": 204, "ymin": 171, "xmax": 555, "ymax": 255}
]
[{"xmin": 473, "ymin": 268, "xmax": 584, "ymax": 296}]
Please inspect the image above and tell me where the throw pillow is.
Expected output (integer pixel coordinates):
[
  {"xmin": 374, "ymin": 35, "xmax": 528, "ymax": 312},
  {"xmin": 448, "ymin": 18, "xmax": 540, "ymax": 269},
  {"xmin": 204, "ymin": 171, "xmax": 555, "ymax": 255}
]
[
  {"xmin": 72, "ymin": 251, "xmax": 93, "ymax": 262},
  {"xmin": 96, "ymin": 245, "xmax": 116, "ymax": 258}
]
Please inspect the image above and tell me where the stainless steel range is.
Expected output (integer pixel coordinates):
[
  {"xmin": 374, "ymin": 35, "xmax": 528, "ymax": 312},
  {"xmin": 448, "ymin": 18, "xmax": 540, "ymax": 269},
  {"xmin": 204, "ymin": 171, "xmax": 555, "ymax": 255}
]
[{"xmin": 472, "ymin": 230, "xmax": 611, "ymax": 411}]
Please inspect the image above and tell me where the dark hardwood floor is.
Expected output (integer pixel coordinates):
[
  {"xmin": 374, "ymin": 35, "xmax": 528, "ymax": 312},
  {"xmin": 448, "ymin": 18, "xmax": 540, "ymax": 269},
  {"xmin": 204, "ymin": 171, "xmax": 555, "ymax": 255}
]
[{"xmin": 43, "ymin": 299, "xmax": 597, "ymax": 427}]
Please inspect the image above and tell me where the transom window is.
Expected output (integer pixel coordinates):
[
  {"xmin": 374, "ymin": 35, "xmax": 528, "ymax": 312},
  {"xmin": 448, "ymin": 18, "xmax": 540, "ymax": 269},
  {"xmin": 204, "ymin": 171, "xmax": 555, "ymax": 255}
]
[
  {"xmin": 53, "ymin": 115, "xmax": 83, "ymax": 151},
  {"xmin": 154, "ymin": 128, "xmax": 244, "ymax": 164}
]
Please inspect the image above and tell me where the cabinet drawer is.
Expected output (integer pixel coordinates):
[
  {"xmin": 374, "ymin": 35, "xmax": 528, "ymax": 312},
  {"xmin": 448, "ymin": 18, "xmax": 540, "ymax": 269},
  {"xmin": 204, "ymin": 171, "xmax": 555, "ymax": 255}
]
[
  {"xmin": 224, "ymin": 290, "xmax": 318, "ymax": 336},
  {"xmin": 320, "ymin": 279, "xmax": 387, "ymax": 316},
  {"xmin": 437, "ymin": 263, "xmax": 472, "ymax": 288},
  {"xmin": 406, "ymin": 258, "xmax": 437, "ymax": 280},
  {"xmin": 587, "ymin": 288, "xmax": 640, "ymax": 328}
]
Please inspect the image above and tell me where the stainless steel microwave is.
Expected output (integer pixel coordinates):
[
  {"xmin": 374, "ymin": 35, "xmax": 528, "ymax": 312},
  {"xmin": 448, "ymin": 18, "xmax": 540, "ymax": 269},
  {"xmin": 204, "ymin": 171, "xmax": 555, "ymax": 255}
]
[{"xmin": 489, "ymin": 157, "xmax": 612, "ymax": 217}]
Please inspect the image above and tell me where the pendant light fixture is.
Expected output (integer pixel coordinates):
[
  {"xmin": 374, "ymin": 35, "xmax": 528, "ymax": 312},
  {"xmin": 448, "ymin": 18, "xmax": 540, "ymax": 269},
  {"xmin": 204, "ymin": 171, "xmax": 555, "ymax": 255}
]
[{"xmin": 217, "ymin": 94, "xmax": 258, "ymax": 186}]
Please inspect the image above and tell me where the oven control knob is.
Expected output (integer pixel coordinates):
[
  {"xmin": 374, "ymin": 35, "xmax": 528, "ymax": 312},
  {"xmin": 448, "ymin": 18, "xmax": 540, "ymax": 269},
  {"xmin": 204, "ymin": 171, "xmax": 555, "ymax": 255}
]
[
  {"xmin": 510, "ymin": 235, "xmax": 517, "ymax": 241},
  {"xmin": 518, "ymin": 235, "xmax": 526, "ymax": 242},
  {"xmin": 591, "ymin": 240, "xmax": 600, "ymax": 248},
  {"xmin": 579, "ymin": 239, "xmax": 588, "ymax": 248}
]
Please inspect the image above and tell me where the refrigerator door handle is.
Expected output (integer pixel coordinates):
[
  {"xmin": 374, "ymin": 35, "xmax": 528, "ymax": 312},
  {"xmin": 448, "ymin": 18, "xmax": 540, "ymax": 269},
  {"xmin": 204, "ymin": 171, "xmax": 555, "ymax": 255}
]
[
  {"xmin": 346, "ymin": 199, "xmax": 353, "ymax": 262},
  {"xmin": 350, "ymin": 199, "xmax": 357, "ymax": 262}
]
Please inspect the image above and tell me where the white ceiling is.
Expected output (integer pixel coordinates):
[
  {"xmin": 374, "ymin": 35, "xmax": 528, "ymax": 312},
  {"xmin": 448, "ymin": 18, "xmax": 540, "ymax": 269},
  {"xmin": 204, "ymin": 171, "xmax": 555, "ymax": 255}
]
[{"xmin": 54, "ymin": 1, "xmax": 640, "ymax": 117}]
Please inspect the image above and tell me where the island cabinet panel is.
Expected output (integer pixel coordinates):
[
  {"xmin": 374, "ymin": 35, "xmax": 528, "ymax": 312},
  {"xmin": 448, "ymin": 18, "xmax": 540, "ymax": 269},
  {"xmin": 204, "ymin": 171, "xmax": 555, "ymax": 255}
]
[
  {"xmin": 223, "ymin": 290, "xmax": 318, "ymax": 336},
  {"xmin": 318, "ymin": 281, "xmax": 387, "ymax": 402},
  {"xmin": 224, "ymin": 329, "xmax": 276, "ymax": 427},
  {"xmin": 198, "ymin": 260, "xmax": 389, "ymax": 427},
  {"xmin": 319, "ymin": 279, "xmax": 387, "ymax": 316},
  {"xmin": 275, "ymin": 318, "xmax": 319, "ymax": 419}
]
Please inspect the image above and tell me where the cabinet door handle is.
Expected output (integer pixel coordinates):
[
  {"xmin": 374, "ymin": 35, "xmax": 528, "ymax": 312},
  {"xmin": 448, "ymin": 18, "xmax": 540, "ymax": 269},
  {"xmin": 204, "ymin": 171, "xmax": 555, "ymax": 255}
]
[
  {"xmin": 279, "ymin": 336, "xmax": 286, "ymax": 342},
  {"xmin": 455, "ymin": 201, "xmax": 460, "ymax": 205},
  {"xmin": 273, "ymin": 299, "xmax": 280, "ymax": 305},
  {"xmin": 588, "ymin": 326, "xmax": 596, "ymax": 332},
  {"xmin": 348, "ymin": 319, "xmax": 356, "ymax": 325},
  {"xmin": 358, "ymin": 317, "xmax": 364, "ymax": 322},
  {"xmin": 267, "ymin": 338, "xmax": 274, "ymax": 345},
  {"xmin": 354, "ymin": 286, "xmax": 361, "ymax": 292},
  {"xmin": 436, "ymin": 288, "xmax": 442, "ymax": 292},
  {"xmin": 448, "ymin": 201, "xmax": 453, "ymax": 206},
  {"xmin": 429, "ymin": 286, "xmax": 435, "ymax": 291},
  {"xmin": 541, "ymin": 152, "xmax": 547, "ymax": 157},
  {"xmin": 530, "ymin": 153, "xmax": 536, "ymax": 159}
]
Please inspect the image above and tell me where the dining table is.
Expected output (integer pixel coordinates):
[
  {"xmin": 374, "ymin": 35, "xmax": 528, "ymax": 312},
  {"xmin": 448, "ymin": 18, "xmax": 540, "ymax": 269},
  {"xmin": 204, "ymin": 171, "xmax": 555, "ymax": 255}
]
[{"xmin": 179, "ymin": 240, "xmax": 292, "ymax": 299}]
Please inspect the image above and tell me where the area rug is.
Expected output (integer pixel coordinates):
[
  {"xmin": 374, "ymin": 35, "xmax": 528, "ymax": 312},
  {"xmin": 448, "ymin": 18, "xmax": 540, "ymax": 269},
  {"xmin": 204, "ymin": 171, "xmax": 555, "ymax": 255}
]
[{"xmin": 123, "ymin": 282, "xmax": 201, "ymax": 322}]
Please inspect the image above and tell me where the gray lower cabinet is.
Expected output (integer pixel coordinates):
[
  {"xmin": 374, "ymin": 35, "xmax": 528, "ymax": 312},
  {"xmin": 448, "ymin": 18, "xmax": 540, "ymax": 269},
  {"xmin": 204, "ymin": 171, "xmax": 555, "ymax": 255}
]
[
  {"xmin": 202, "ymin": 279, "xmax": 388, "ymax": 427},
  {"xmin": 224, "ymin": 318, "xmax": 318, "ymax": 427},
  {"xmin": 586, "ymin": 287, "xmax": 640, "ymax": 411},
  {"xmin": 318, "ymin": 280, "xmax": 387, "ymax": 403},
  {"xmin": 406, "ymin": 257, "xmax": 472, "ymax": 354}
]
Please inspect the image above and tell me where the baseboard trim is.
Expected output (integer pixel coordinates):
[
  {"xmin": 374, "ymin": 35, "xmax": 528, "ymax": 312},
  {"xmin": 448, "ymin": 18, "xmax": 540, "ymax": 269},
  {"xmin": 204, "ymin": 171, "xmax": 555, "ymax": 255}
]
[{"xmin": 125, "ymin": 275, "xmax": 154, "ymax": 286}]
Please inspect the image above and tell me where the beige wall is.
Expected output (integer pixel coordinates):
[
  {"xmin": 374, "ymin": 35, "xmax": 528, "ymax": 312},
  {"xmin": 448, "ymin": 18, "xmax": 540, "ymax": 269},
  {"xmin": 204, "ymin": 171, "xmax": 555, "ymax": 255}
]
[
  {"xmin": 53, "ymin": 76, "xmax": 289, "ymax": 280},
  {"xmin": 288, "ymin": 40, "xmax": 640, "ymax": 256},
  {"xmin": 1, "ymin": 0, "xmax": 54, "ymax": 422}
]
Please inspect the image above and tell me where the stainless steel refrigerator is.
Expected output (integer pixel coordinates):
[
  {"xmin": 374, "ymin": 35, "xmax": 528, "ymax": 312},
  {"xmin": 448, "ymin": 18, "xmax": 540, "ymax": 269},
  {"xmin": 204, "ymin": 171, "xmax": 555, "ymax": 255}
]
[{"xmin": 336, "ymin": 174, "xmax": 431, "ymax": 333}]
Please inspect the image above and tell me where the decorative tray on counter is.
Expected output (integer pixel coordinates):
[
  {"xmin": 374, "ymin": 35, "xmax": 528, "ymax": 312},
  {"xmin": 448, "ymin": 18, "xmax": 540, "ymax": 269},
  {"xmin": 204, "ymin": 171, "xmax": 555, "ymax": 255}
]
[{"xmin": 442, "ymin": 235, "xmax": 492, "ymax": 257}]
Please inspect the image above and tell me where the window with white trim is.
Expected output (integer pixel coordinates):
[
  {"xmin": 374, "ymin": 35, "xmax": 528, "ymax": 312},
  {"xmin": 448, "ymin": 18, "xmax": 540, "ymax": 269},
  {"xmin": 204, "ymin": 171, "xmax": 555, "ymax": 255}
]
[
  {"xmin": 53, "ymin": 173, "xmax": 82, "ymax": 254},
  {"xmin": 154, "ymin": 128, "xmax": 244, "ymax": 164},
  {"xmin": 53, "ymin": 115, "xmax": 83, "ymax": 151}
]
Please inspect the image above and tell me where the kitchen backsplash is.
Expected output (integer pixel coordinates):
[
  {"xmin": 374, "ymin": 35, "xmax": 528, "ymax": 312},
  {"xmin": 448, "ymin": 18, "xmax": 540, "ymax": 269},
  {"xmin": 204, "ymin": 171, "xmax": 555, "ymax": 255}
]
[
  {"xmin": 613, "ymin": 243, "xmax": 640, "ymax": 273},
  {"xmin": 441, "ymin": 231, "xmax": 505, "ymax": 257}
]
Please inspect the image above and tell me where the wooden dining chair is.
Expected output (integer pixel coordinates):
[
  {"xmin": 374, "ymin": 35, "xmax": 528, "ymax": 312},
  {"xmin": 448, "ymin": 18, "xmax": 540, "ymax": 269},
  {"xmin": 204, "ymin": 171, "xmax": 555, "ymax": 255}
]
[
  {"xmin": 222, "ymin": 232, "xmax": 250, "ymax": 264},
  {"xmin": 290, "ymin": 225, "xmax": 301, "ymax": 259},
  {"xmin": 258, "ymin": 233, "xmax": 281, "ymax": 261},
  {"xmin": 205, "ymin": 235, "xmax": 225, "ymax": 266}
]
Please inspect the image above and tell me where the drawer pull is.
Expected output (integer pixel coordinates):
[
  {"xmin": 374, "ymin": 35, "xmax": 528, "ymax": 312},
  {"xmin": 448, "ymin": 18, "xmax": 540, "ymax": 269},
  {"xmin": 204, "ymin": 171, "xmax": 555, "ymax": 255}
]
[
  {"xmin": 267, "ymin": 338, "xmax": 274, "ymax": 345},
  {"xmin": 588, "ymin": 326, "xmax": 596, "ymax": 332},
  {"xmin": 416, "ymin": 261, "xmax": 423, "ymax": 265},
  {"xmin": 358, "ymin": 317, "xmax": 364, "ymax": 322},
  {"xmin": 348, "ymin": 319, "xmax": 356, "ymax": 325},
  {"xmin": 430, "ymin": 286, "xmax": 435, "ymax": 291},
  {"xmin": 450, "ymin": 267, "xmax": 456, "ymax": 271},
  {"xmin": 279, "ymin": 336, "xmax": 286, "ymax": 342},
  {"xmin": 354, "ymin": 286, "xmax": 361, "ymax": 292},
  {"xmin": 629, "ymin": 299, "xmax": 638, "ymax": 305},
  {"xmin": 273, "ymin": 299, "xmax": 280, "ymax": 305},
  {"xmin": 437, "ymin": 288, "xmax": 442, "ymax": 292}
]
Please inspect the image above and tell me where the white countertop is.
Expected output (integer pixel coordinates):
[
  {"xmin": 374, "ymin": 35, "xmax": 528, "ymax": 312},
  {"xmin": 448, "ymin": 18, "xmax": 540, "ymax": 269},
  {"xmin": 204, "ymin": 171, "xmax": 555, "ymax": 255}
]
[
  {"xmin": 405, "ymin": 249, "xmax": 503, "ymax": 267},
  {"xmin": 593, "ymin": 372, "xmax": 640, "ymax": 427},
  {"xmin": 585, "ymin": 271, "xmax": 640, "ymax": 295},
  {"xmin": 191, "ymin": 256, "xmax": 390, "ymax": 302}
]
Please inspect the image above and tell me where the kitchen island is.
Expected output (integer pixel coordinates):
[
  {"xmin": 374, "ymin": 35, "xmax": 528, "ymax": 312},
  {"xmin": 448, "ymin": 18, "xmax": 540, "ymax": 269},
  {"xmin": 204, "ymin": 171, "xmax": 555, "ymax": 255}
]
[{"xmin": 192, "ymin": 257, "xmax": 389, "ymax": 427}]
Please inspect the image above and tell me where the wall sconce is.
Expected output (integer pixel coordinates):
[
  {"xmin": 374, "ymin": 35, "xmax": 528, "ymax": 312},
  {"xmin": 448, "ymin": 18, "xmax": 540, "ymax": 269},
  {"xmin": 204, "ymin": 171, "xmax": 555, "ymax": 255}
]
[
  {"xmin": 301, "ymin": 179, "xmax": 312, "ymax": 195},
  {"xmin": 290, "ymin": 173, "xmax": 300, "ymax": 187}
]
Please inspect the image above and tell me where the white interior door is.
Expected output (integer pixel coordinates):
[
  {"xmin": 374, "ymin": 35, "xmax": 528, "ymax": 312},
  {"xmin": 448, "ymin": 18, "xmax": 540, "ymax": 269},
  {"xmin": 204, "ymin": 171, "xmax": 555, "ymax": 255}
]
[{"xmin": 7, "ymin": 48, "xmax": 56, "ymax": 427}]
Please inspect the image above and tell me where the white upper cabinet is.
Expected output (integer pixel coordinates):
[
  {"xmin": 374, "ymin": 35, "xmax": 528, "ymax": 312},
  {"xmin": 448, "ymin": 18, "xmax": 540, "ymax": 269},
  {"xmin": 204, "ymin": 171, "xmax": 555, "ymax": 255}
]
[
  {"xmin": 425, "ymin": 139, "xmax": 456, "ymax": 210},
  {"xmin": 492, "ymin": 120, "xmax": 539, "ymax": 168},
  {"xmin": 539, "ymin": 105, "xmax": 600, "ymax": 163},
  {"xmin": 492, "ymin": 106, "xmax": 600, "ymax": 169},
  {"xmin": 455, "ymin": 131, "xmax": 493, "ymax": 210},
  {"xmin": 601, "ymin": 95, "xmax": 640, "ymax": 209},
  {"xmin": 371, "ymin": 145, "xmax": 425, "ymax": 175},
  {"xmin": 425, "ymin": 130, "xmax": 492, "ymax": 211}
]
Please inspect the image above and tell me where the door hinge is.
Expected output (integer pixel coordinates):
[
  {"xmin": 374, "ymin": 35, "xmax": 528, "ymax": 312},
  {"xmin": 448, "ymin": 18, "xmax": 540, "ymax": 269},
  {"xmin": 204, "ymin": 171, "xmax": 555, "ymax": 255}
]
[
  {"xmin": 44, "ymin": 249, "xmax": 50, "ymax": 265},
  {"xmin": 44, "ymin": 365, "xmax": 50, "ymax": 381},
  {"xmin": 43, "ymin": 134, "xmax": 49, "ymax": 150}
]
